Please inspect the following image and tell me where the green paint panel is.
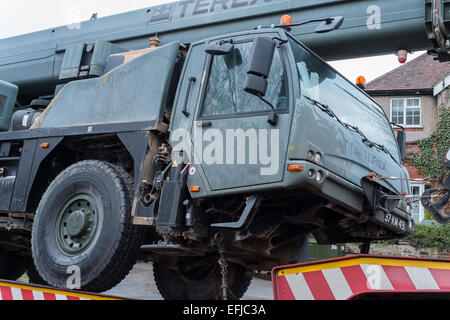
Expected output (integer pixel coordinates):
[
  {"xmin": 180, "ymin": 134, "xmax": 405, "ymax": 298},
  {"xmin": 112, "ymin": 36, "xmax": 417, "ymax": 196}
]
[{"xmin": 32, "ymin": 42, "xmax": 180, "ymax": 129}]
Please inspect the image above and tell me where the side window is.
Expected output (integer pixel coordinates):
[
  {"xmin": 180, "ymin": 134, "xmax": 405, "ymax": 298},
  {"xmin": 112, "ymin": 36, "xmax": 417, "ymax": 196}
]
[{"xmin": 200, "ymin": 41, "xmax": 287, "ymax": 118}]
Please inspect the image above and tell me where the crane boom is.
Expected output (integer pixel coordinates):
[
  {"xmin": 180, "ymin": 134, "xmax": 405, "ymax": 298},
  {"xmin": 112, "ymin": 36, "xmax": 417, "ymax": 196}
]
[{"xmin": 0, "ymin": 0, "xmax": 449, "ymax": 100}]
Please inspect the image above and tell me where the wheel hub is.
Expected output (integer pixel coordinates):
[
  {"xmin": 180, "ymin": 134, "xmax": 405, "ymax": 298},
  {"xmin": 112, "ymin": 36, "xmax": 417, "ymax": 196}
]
[
  {"xmin": 66, "ymin": 211, "xmax": 87, "ymax": 237},
  {"xmin": 55, "ymin": 194, "xmax": 99, "ymax": 256}
]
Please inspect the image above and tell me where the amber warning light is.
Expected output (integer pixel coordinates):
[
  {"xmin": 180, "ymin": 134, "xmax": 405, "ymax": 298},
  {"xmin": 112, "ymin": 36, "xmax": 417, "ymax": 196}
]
[
  {"xmin": 280, "ymin": 15, "xmax": 293, "ymax": 25},
  {"xmin": 356, "ymin": 76, "xmax": 366, "ymax": 90}
]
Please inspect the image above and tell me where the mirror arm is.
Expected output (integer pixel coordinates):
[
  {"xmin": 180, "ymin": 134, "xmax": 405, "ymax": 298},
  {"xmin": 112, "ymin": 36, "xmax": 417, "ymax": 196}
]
[
  {"xmin": 257, "ymin": 95, "xmax": 275, "ymax": 112},
  {"xmin": 264, "ymin": 17, "xmax": 336, "ymax": 31},
  {"xmin": 257, "ymin": 95, "xmax": 279, "ymax": 126},
  {"xmin": 391, "ymin": 122, "xmax": 405, "ymax": 131}
]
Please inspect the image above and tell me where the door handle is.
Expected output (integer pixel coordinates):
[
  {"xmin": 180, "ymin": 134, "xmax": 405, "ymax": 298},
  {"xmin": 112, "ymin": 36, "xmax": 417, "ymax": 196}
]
[
  {"xmin": 196, "ymin": 121, "xmax": 212, "ymax": 128},
  {"xmin": 182, "ymin": 77, "xmax": 196, "ymax": 117}
]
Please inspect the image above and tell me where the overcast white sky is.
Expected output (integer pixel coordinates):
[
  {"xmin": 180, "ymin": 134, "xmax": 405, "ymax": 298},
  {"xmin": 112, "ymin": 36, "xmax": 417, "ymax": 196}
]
[{"xmin": 0, "ymin": 0, "xmax": 425, "ymax": 83}]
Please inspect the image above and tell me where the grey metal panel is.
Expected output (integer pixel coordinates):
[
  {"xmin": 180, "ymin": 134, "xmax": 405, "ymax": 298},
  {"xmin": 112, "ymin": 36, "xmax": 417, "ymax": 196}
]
[
  {"xmin": 0, "ymin": 120, "xmax": 159, "ymax": 142},
  {"xmin": 9, "ymin": 139, "xmax": 37, "ymax": 212},
  {"xmin": 59, "ymin": 41, "xmax": 129, "ymax": 80},
  {"xmin": 88, "ymin": 41, "xmax": 129, "ymax": 77},
  {"xmin": 117, "ymin": 131, "xmax": 151, "ymax": 208},
  {"xmin": 59, "ymin": 43, "xmax": 85, "ymax": 80},
  {"xmin": 0, "ymin": 177, "xmax": 15, "ymax": 211},
  {"xmin": 32, "ymin": 42, "xmax": 180, "ymax": 129},
  {"xmin": 19, "ymin": 136, "xmax": 64, "ymax": 213}
]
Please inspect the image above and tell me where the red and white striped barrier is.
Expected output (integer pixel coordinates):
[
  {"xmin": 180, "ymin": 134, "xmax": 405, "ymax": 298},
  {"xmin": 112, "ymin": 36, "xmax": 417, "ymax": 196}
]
[
  {"xmin": 272, "ymin": 255, "xmax": 450, "ymax": 300},
  {"xmin": 0, "ymin": 281, "xmax": 121, "ymax": 300}
]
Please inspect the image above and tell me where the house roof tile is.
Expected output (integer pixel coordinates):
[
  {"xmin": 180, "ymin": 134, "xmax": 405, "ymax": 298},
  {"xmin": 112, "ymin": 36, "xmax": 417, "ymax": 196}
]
[{"xmin": 366, "ymin": 53, "xmax": 450, "ymax": 92}]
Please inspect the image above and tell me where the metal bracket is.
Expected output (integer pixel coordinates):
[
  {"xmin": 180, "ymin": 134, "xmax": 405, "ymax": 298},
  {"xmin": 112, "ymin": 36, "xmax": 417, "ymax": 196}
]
[
  {"xmin": 211, "ymin": 195, "xmax": 262, "ymax": 230},
  {"xmin": 421, "ymin": 188, "xmax": 449, "ymax": 224},
  {"xmin": 361, "ymin": 177, "xmax": 399, "ymax": 212}
]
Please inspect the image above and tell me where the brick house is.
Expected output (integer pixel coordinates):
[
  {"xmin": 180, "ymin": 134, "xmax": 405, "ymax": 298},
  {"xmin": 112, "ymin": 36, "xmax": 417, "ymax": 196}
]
[{"xmin": 366, "ymin": 53, "xmax": 450, "ymax": 222}]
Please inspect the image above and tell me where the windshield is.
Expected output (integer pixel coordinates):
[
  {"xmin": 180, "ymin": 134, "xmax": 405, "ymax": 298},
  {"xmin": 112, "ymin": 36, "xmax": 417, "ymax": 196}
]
[{"xmin": 287, "ymin": 35, "xmax": 400, "ymax": 163}]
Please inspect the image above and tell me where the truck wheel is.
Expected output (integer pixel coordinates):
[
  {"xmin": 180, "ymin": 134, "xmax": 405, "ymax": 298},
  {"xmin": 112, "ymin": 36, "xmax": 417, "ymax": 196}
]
[
  {"xmin": 31, "ymin": 160, "xmax": 143, "ymax": 292},
  {"xmin": 0, "ymin": 248, "xmax": 26, "ymax": 280},
  {"xmin": 154, "ymin": 257, "xmax": 252, "ymax": 300}
]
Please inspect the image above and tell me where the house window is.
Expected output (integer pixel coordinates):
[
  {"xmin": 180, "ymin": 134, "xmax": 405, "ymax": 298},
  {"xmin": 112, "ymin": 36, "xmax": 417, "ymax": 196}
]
[
  {"xmin": 391, "ymin": 98, "xmax": 421, "ymax": 127},
  {"xmin": 410, "ymin": 183, "xmax": 425, "ymax": 222}
]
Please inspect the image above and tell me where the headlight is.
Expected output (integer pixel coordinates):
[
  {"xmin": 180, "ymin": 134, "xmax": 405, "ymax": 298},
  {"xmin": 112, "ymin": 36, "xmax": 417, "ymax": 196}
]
[{"xmin": 314, "ymin": 153, "xmax": 322, "ymax": 164}]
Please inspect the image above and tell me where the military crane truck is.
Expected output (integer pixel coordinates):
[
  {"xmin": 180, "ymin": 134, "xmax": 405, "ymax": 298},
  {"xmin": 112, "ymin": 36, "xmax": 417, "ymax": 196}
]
[{"xmin": 0, "ymin": 0, "xmax": 448, "ymax": 300}]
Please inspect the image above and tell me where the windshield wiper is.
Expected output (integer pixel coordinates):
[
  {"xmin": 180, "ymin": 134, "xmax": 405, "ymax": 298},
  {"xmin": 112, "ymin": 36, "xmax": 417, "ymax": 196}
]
[
  {"xmin": 368, "ymin": 141, "xmax": 398, "ymax": 163},
  {"xmin": 303, "ymin": 95, "xmax": 398, "ymax": 162},
  {"xmin": 342, "ymin": 122, "xmax": 368, "ymax": 143},
  {"xmin": 304, "ymin": 95, "xmax": 343, "ymax": 125}
]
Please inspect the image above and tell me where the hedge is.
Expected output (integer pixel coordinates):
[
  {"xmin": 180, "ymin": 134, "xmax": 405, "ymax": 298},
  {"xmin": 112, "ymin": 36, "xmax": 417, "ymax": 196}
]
[{"xmin": 376, "ymin": 223, "xmax": 450, "ymax": 250}]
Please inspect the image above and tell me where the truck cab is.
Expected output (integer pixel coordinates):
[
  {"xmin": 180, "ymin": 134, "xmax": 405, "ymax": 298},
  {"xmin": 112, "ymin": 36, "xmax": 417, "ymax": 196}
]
[{"xmin": 170, "ymin": 28, "xmax": 413, "ymax": 241}]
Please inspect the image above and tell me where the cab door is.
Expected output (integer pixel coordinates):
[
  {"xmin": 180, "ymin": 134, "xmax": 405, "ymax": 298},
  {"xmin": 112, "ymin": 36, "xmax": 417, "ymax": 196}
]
[{"xmin": 189, "ymin": 34, "xmax": 292, "ymax": 192}]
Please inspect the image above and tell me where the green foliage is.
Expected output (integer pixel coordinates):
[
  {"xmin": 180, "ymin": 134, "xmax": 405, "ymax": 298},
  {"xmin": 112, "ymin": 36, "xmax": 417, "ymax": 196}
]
[
  {"xmin": 424, "ymin": 210, "xmax": 434, "ymax": 221},
  {"xmin": 414, "ymin": 107, "xmax": 450, "ymax": 178},
  {"xmin": 404, "ymin": 223, "xmax": 450, "ymax": 250},
  {"xmin": 374, "ymin": 223, "xmax": 450, "ymax": 249}
]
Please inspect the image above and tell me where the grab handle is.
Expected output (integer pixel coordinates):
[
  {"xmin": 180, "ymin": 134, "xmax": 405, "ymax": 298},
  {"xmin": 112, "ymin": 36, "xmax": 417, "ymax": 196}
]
[{"xmin": 182, "ymin": 77, "xmax": 196, "ymax": 117}]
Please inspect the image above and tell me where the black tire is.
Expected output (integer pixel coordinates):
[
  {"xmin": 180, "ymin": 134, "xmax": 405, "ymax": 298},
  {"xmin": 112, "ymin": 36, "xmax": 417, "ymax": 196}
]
[
  {"xmin": 154, "ymin": 257, "xmax": 252, "ymax": 300},
  {"xmin": 0, "ymin": 248, "xmax": 26, "ymax": 281},
  {"xmin": 31, "ymin": 160, "xmax": 143, "ymax": 292}
]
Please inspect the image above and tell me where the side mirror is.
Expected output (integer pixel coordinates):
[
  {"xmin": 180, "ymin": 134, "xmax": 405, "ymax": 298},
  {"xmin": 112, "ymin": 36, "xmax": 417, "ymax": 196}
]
[
  {"xmin": 205, "ymin": 42, "xmax": 234, "ymax": 56},
  {"xmin": 397, "ymin": 130, "xmax": 407, "ymax": 163},
  {"xmin": 244, "ymin": 37, "xmax": 279, "ymax": 126},
  {"xmin": 315, "ymin": 16, "xmax": 344, "ymax": 34},
  {"xmin": 244, "ymin": 37, "xmax": 276, "ymax": 97}
]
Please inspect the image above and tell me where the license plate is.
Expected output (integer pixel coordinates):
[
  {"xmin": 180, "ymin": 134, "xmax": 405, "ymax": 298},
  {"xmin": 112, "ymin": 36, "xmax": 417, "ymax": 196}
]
[{"xmin": 384, "ymin": 212, "xmax": 407, "ymax": 232}]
